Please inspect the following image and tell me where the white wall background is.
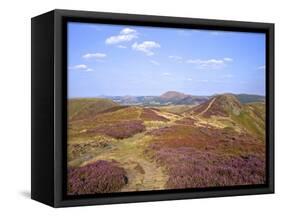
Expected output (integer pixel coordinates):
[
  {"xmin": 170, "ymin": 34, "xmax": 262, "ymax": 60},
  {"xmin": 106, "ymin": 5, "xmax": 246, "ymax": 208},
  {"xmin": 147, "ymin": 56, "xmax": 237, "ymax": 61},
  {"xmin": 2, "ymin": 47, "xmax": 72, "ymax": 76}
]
[{"xmin": 0, "ymin": 0, "xmax": 279, "ymax": 215}]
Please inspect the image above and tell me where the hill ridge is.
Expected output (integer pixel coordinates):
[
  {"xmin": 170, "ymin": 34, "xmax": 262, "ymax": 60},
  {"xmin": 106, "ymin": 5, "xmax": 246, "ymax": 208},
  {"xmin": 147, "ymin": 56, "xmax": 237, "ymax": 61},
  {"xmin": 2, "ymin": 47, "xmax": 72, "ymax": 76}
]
[{"xmin": 191, "ymin": 94, "xmax": 243, "ymax": 117}]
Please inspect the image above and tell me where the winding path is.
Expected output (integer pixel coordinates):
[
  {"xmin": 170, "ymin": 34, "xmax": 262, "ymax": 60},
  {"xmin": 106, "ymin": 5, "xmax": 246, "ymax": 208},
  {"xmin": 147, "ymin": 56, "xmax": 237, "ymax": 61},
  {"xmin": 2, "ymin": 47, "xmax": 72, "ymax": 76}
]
[
  {"xmin": 197, "ymin": 97, "xmax": 217, "ymax": 116},
  {"xmin": 89, "ymin": 132, "xmax": 168, "ymax": 192}
]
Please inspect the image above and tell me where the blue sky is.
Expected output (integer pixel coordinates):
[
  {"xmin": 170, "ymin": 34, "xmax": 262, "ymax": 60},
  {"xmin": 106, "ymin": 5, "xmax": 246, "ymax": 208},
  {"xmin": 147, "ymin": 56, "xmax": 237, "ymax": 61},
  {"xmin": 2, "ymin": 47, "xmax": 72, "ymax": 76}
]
[{"xmin": 68, "ymin": 22, "xmax": 266, "ymax": 97}]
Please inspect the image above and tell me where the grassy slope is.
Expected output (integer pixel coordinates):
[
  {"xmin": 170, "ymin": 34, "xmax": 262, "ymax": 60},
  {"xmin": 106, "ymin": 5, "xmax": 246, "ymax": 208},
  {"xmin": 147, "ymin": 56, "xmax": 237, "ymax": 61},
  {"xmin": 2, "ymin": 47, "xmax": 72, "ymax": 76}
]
[
  {"xmin": 189, "ymin": 95, "xmax": 265, "ymax": 139},
  {"xmin": 231, "ymin": 102, "xmax": 265, "ymax": 139},
  {"xmin": 68, "ymin": 104, "xmax": 172, "ymax": 191},
  {"xmin": 68, "ymin": 98, "xmax": 118, "ymax": 121},
  {"xmin": 157, "ymin": 105, "xmax": 194, "ymax": 115},
  {"xmin": 67, "ymin": 96, "xmax": 266, "ymax": 193}
]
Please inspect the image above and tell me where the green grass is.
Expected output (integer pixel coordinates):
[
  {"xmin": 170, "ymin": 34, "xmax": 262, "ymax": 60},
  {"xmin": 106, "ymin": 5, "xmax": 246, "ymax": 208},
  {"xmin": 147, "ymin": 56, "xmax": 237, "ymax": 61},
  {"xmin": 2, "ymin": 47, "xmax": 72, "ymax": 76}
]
[
  {"xmin": 231, "ymin": 103, "xmax": 265, "ymax": 139},
  {"xmin": 68, "ymin": 98, "xmax": 118, "ymax": 121}
]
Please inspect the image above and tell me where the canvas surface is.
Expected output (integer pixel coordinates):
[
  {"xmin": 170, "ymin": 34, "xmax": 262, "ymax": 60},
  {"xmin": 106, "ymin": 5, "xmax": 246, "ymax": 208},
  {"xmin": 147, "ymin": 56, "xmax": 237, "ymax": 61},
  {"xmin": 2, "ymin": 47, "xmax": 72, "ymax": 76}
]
[{"xmin": 66, "ymin": 22, "xmax": 266, "ymax": 195}]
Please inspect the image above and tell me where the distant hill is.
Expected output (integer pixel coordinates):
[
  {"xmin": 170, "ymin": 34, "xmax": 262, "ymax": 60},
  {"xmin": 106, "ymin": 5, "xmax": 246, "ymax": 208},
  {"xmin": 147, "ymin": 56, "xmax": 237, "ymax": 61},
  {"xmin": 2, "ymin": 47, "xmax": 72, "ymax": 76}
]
[
  {"xmin": 159, "ymin": 91, "xmax": 188, "ymax": 100},
  {"xmin": 105, "ymin": 91, "xmax": 209, "ymax": 106},
  {"xmin": 235, "ymin": 94, "xmax": 265, "ymax": 104},
  {"xmin": 68, "ymin": 98, "xmax": 118, "ymax": 121},
  {"xmin": 98, "ymin": 92, "xmax": 265, "ymax": 106},
  {"xmin": 159, "ymin": 91, "xmax": 209, "ymax": 105},
  {"xmin": 178, "ymin": 95, "xmax": 209, "ymax": 105}
]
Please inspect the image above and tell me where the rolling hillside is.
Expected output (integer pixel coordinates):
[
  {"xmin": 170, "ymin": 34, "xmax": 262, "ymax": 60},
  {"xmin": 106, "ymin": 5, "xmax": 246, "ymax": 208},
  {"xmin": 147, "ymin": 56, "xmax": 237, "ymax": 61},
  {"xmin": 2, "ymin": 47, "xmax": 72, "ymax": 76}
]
[
  {"xmin": 190, "ymin": 94, "xmax": 243, "ymax": 117},
  {"xmin": 68, "ymin": 98, "xmax": 119, "ymax": 121},
  {"xmin": 190, "ymin": 94, "xmax": 265, "ymax": 138},
  {"xmin": 67, "ymin": 93, "xmax": 266, "ymax": 195}
]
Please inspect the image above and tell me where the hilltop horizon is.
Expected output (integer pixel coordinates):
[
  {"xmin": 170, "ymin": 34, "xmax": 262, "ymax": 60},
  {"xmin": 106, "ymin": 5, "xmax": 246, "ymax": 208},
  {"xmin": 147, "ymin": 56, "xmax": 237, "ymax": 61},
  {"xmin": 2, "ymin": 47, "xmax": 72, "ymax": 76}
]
[
  {"xmin": 68, "ymin": 90, "xmax": 266, "ymax": 98},
  {"xmin": 68, "ymin": 91, "xmax": 265, "ymax": 106}
]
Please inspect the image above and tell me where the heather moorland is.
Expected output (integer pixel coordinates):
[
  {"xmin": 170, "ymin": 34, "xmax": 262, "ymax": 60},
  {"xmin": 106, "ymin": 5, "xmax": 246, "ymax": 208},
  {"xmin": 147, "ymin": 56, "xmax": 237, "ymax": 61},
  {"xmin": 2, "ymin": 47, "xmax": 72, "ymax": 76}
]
[{"xmin": 67, "ymin": 92, "xmax": 265, "ymax": 195}]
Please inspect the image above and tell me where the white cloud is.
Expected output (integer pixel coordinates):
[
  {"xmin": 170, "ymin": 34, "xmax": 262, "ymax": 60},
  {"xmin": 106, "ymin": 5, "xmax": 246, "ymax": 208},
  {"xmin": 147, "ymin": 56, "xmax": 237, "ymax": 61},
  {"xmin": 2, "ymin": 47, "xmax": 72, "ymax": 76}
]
[
  {"xmin": 106, "ymin": 34, "xmax": 136, "ymax": 44},
  {"xmin": 82, "ymin": 53, "xmax": 107, "ymax": 59},
  {"xmin": 150, "ymin": 60, "xmax": 160, "ymax": 65},
  {"xmin": 120, "ymin": 28, "xmax": 137, "ymax": 35},
  {"xmin": 223, "ymin": 57, "xmax": 233, "ymax": 62},
  {"xmin": 186, "ymin": 57, "xmax": 233, "ymax": 69},
  {"xmin": 186, "ymin": 78, "xmax": 193, "ymax": 81},
  {"xmin": 258, "ymin": 65, "xmax": 265, "ymax": 70},
  {"xmin": 69, "ymin": 64, "xmax": 87, "ymax": 70},
  {"xmin": 69, "ymin": 64, "xmax": 93, "ymax": 72},
  {"xmin": 169, "ymin": 55, "xmax": 182, "ymax": 60},
  {"xmin": 105, "ymin": 28, "xmax": 137, "ymax": 44},
  {"xmin": 187, "ymin": 59, "xmax": 224, "ymax": 64},
  {"xmin": 163, "ymin": 72, "xmax": 171, "ymax": 76},
  {"xmin": 117, "ymin": 45, "xmax": 127, "ymax": 49},
  {"xmin": 132, "ymin": 41, "xmax": 160, "ymax": 56},
  {"xmin": 169, "ymin": 55, "xmax": 183, "ymax": 62}
]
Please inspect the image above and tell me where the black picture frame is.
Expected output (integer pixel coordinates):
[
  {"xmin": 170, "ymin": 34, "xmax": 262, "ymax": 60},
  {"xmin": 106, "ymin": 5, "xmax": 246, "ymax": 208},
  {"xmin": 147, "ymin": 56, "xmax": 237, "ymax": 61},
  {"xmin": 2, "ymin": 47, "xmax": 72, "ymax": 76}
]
[{"xmin": 31, "ymin": 9, "xmax": 274, "ymax": 207}]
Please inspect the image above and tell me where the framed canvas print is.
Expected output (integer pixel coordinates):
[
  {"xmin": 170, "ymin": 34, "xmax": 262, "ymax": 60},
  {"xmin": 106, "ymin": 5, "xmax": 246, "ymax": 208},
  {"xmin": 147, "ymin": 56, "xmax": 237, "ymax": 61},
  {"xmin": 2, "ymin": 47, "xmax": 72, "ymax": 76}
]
[{"xmin": 31, "ymin": 9, "xmax": 274, "ymax": 207}]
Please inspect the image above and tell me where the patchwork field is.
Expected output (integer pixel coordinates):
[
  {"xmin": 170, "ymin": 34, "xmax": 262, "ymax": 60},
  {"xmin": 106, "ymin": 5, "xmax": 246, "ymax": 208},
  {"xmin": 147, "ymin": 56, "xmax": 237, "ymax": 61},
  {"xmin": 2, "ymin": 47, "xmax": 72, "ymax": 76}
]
[{"xmin": 67, "ymin": 94, "xmax": 266, "ymax": 195}]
